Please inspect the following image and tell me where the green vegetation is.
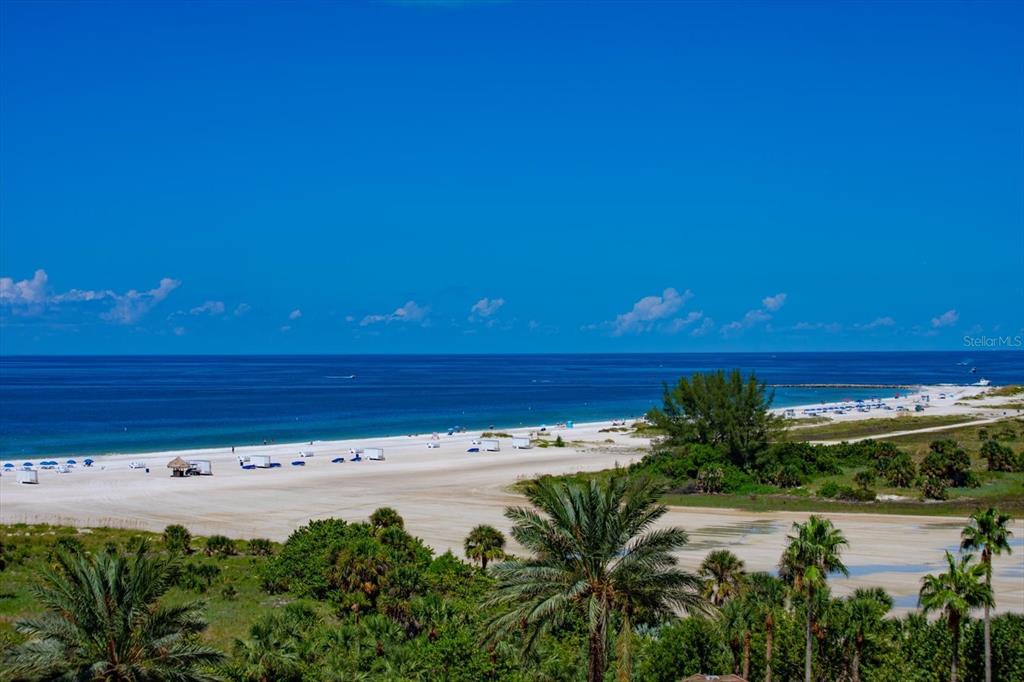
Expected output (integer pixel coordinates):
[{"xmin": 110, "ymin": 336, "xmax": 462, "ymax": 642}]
[
  {"xmin": 481, "ymin": 431, "xmax": 514, "ymax": 438},
  {"xmin": 3, "ymin": 540, "xmax": 223, "ymax": 680},
  {"xmin": 781, "ymin": 516, "xmax": 849, "ymax": 682},
  {"xmin": 919, "ymin": 552, "xmax": 993, "ymax": 682},
  {"xmin": 463, "ymin": 524, "xmax": 506, "ymax": 570},
  {"xmin": 787, "ymin": 414, "xmax": 979, "ymax": 442},
  {"xmin": 649, "ymin": 368, "xmax": 778, "ymax": 467},
  {"xmin": 534, "ymin": 370, "xmax": 1024, "ymax": 516},
  {"xmin": 962, "ymin": 385, "xmax": 1024, "ymax": 399},
  {"xmin": 1, "ymin": 498, "xmax": 1022, "ymax": 681},
  {"xmin": 960, "ymin": 508, "xmax": 1015, "ymax": 682},
  {"xmin": 487, "ymin": 475, "xmax": 705, "ymax": 682}
]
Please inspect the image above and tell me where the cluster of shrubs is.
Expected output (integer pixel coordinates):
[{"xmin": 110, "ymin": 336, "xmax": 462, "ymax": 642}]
[
  {"xmin": 981, "ymin": 439, "xmax": 1024, "ymax": 472},
  {"xmin": 632, "ymin": 439, "xmax": 905, "ymax": 496},
  {"xmin": 636, "ymin": 430, "xmax": 1023, "ymax": 503},
  {"xmin": 162, "ymin": 524, "xmax": 274, "ymax": 558},
  {"xmin": 817, "ymin": 480, "xmax": 877, "ymax": 502}
]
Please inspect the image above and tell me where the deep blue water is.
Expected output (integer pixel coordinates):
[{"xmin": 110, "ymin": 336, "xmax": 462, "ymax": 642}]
[{"xmin": 1, "ymin": 352, "xmax": 1021, "ymax": 458}]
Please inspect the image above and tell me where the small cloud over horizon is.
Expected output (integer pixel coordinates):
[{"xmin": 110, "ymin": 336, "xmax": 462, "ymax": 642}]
[
  {"xmin": 931, "ymin": 309, "xmax": 959, "ymax": 328},
  {"xmin": 609, "ymin": 287, "xmax": 693, "ymax": 335},
  {"xmin": 470, "ymin": 297, "xmax": 505, "ymax": 319},
  {"xmin": 360, "ymin": 300, "xmax": 430, "ymax": 327},
  {"xmin": 1, "ymin": 268, "xmax": 180, "ymax": 324},
  {"xmin": 190, "ymin": 300, "xmax": 225, "ymax": 316}
]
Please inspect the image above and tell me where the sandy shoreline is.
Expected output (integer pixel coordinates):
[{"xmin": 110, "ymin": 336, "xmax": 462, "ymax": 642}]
[{"xmin": 2, "ymin": 383, "xmax": 1021, "ymax": 614}]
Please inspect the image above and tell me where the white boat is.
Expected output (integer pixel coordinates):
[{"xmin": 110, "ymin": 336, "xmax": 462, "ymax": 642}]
[{"xmin": 974, "ymin": 378, "xmax": 991, "ymax": 386}]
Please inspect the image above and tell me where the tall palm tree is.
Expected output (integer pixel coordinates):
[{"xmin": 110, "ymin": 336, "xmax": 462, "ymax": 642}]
[
  {"xmin": 841, "ymin": 587, "xmax": 893, "ymax": 682},
  {"xmin": 5, "ymin": 541, "xmax": 223, "ymax": 681},
  {"xmin": 960, "ymin": 507, "xmax": 1013, "ymax": 682},
  {"xmin": 745, "ymin": 571, "xmax": 787, "ymax": 682},
  {"xmin": 464, "ymin": 524, "xmax": 507, "ymax": 570},
  {"xmin": 699, "ymin": 549, "xmax": 746, "ymax": 606},
  {"xmin": 719, "ymin": 597, "xmax": 753, "ymax": 680},
  {"xmin": 780, "ymin": 515, "xmax": 849, "ymax": 682},
  {"xmin": 485, "ymin": 475, "xmax": 707, "ymax": 682},
  {"xmin": 919, "ymin": 551, "xmax": 993, "ymax": 682}
]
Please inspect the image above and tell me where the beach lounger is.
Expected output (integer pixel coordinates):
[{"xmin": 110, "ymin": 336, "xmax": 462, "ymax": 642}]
[
  {"xmin": 331, "ymin": 457, "xmax": 344, "ymax": 463},
  {"xmin": 467, "ymin": 447, "xmax": 479, "ymax": 453},
  {"xmin": 291, "ymin": 460, "xmax": 305, "ymax": 466}
]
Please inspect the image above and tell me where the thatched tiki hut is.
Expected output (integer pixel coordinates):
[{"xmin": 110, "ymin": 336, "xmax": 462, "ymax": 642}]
[{"xmin": 167, "ymin": 456, "xmax": 189, "ymax": 477}]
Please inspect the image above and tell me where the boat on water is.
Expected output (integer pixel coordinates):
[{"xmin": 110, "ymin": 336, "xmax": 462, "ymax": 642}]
[{"xmin": 974, "ymin": 378, "xmax": 991, "ymax": 386}]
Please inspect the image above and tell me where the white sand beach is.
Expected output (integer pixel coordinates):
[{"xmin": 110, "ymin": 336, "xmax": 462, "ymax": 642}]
[{"xmin": 2, "ymin": 384, "xmax": 1022, "ymax": 614}]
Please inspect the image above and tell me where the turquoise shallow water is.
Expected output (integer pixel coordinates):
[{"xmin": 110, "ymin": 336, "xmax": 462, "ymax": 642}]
[{"xmin": 1, "ymin": 351, "xmax": 1020, "ymax": 458}]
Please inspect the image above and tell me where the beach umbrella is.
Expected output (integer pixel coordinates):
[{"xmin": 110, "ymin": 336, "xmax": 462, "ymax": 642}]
[
  {"xmin": 331, "ymin": 457, "xmax": 344, "ymax": 463},
  {"xmin": 84, "ymin": 458, "xmax": 94, "ymax": 465},
  {"xmin": 23, "ymin": 462, "xmax": 33, "ymax": 468},
  {"xmin": 3, "ymin": 463, "xmax": 13, "ymax": 468},
  {"xmin": 66, "ymin": 459, "xmax": 77, "ymax": 464}
]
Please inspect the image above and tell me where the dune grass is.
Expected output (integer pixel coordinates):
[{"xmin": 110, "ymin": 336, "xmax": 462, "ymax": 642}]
[
  {"xmin": 785, "ymin": 414, "xmax": 980, "ymax": 442},
  {"xmin": 0, "ymin": 524, "xmax": 290, "ymax": 651}
]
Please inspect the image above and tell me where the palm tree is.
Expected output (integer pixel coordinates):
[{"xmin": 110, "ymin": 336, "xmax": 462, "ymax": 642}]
[
  {"xmin": 919, "ymin": 551, "xmax": 993, "ymax": 682},
  {"xmin": 780, "ymin": 515, "xmax": 849, "ymax": 682},
  {"xmin": 745, "ymin": 571, "xmax": 787, "ymax": 682},
  {"xmin": 485, "ymin": 475, "xmax": 707, "ymax": 682},
  {"xmin": 464, "ymin": 524, "xmax": 507, "ymax": 570},
  {"xmin": 5, "ymin": 541, "xmax": 223, "ymax": 680},
  {"xmin": 719, "ymin": 597, "xmax": 753, "ymax": 680},
  {"xmin": 960, "ymin": 507, "xmax": 1013, "ymax": 682},
  {"xmin": 699, "ymin": 548, "xmax": 746, "ymax": 606},
  {"xmin": 841, "ymin": 587, "xmax": 892, "ymax": 682},
  {"xmin": 369, "ymin": 506, "xmax": 405, "ymax": 532}
]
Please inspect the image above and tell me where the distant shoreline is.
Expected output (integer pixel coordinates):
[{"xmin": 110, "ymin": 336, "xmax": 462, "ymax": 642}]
[{"xmin": 4, "ymin": 383, "xmax": 1004, "ymax": 463}]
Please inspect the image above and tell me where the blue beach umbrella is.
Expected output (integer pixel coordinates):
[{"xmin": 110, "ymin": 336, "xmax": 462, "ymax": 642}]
[
  {"xmin": 66, "ymin": 459, "xmax": 77, "ymax": 464},
  {"xmin": 84, "ymin": 458, "xmax": 94, "ymax": 465},
  {"xmin": 3, "ymin": 463, "xmax": 13, "ymax": 468},
  {"xmin": 331, "ymin": 457, "xmax": 344, "ymax": 463},
  {"xmin": 23, "ymin": 462, "xmax": 34, "ymax": 468}
]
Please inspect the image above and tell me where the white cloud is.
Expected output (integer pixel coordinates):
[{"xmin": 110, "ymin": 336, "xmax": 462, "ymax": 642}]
[
  {"xmin": 793, "ymin": 321, "xmax": 842, "ymax": 333},
  {"xmin": 360, "ymin": 300, "xmax": 430, "ymax": 326},
  {"xmin": 721, "ymin": 308, "xmax": 772, "ymax": 336},
  {"xmin": 99, "ymin": 278, "xmax": 181, "ymax": 324},
  {"xmin": 856, "ymin": 316, "xmax": 895, "ymax": 330},
  {"xmin": 173, "ymin": 326, "xmax": 186, "ymax": 336},
  {"xmin": 0, "ymin": 269, "xmax": 48, "ymax": 305},
  {"xmin": 233, "ymin": 303, "xmax": 252, "ymax": 317},
  {"xmin": 762, "ymin": 293, "xmax": 787, "ymax": 312},
  {"xmin": 665, "ymin": 311, "xmax": 704, "ymax": 334},
  {"xmin": 190, "ymin": 300, "xmax": 225, "ymax": 316},
  {"xmin": 931, "ymin": 309, "xmax": 959, "ymax": 328},
  {"xmin": 721, "ymin": 293, "xmax": 786, "ymax": 336},
  {"xmin": 470, "ymin": 297, "xmax": 505, "ymax": 319},
  {"xmin": 611, "ymin": 288, "xmax": 692, "ymax": 335},
  {"xmin": 690, "ymin": 317, "xmax": 715, "ymax": 337},
  {"xmin": 289, "ymin": 309, "xmax": 302, "ymax": 320}
]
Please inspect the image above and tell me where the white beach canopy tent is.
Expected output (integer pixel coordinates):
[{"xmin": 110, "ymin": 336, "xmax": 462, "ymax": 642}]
[{"xmin": 17, "ymin": 469, "xmax": 39, "ymax": 484}]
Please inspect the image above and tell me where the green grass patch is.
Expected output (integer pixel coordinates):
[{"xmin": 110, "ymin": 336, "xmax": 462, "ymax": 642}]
[
  {"xmin": 785, "ymin": 414, "xmax": 979, "ymax": 442},
  {"xmin": 0, "ymin": 524, "xmax": 285, "ymax": 650},
  {"xmin": 961, "ymin": 385, "xmax": 1024, "ymax": 399}
]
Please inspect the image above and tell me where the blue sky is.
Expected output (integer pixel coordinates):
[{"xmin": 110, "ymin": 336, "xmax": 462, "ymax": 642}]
[{"xmin": 1, "ymin": 1, "xmax": 1021, "ymax": 354}]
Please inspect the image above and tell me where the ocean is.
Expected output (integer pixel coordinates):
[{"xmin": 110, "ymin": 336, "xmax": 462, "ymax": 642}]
[{"xmin": 1, "ymin": 352, "xmax": 1020, "ymax": 458}]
